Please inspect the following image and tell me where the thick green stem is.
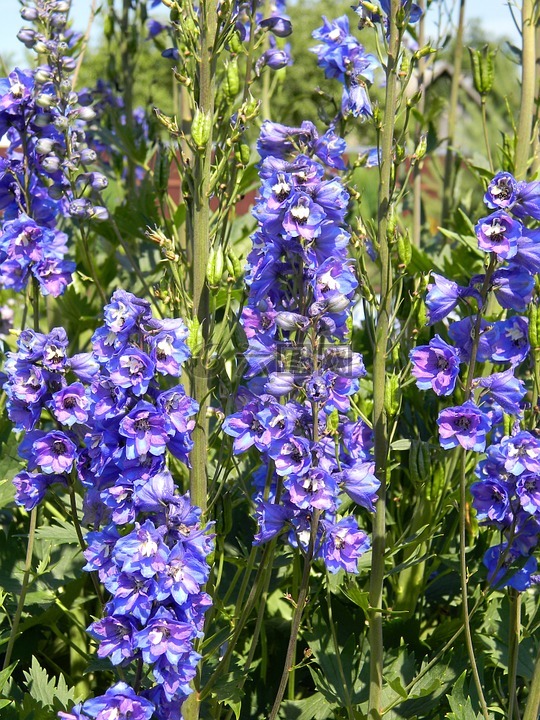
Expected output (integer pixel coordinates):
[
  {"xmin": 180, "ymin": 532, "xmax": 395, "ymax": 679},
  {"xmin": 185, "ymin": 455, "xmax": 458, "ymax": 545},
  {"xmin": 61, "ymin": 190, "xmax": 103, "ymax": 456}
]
[
  {"xmin": 515, "ymin": 0, "xmax": 536, "ymax": 180},
  {"xmin": 481, "ymin": 98, "xmax": 494, "ymax": 173},
  {"xmin": 189, "ymin": 0, "xmax": 218, "ymax": 515},
  {"xmin": 524, "ymin": 651, "xmax": 540, "ymax": 720},
  {"xmin": 412, "ymin": 0, "xmax": 426, "ymax": 247},
  {"xmin": 368, "ymin": 4, "xmax": 400, "ymax": 719},
  {"xmin": 440, "ymin": 0, "xmax": 466, "ymax": 225},
  {"xmin": 183, "ymin": 7, "xmax": 218, "ymax": 720},
  {"xmin": 508, "ymin": 590, "xmax": 521, "ymax": 720},
  {"xmin": 268, "ymin": 510, "xmax": 321, "ymax": 720}
]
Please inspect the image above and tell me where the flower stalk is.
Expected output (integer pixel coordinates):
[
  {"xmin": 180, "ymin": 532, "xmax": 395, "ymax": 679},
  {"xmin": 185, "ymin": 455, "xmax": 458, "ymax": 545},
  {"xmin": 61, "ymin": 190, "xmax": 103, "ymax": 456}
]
[
  {"xmin": 515, "ymin": 0, "xmax": 536, "ymax": 180},
  {"xmin": 368, "ymin": 1, "xmax": 400, "ymax": 717}
]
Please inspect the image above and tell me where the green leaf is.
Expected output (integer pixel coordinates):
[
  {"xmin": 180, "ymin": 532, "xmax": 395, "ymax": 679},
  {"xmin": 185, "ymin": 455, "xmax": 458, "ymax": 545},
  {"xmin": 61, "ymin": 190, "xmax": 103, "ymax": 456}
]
[
  {"xmin": 446, "ymin": 671, "xmax": 482, "ymax": 720},
  {"xmin": 35, "ymin": 520, "xmax": 79, "ymax": 545},
  {"xmin": 281, "ymin": 691, "xmax": 336, "ymax": 720},
  {"xmin": 0, "ymin": 662, "xmax": 18, "ymax": 693}
]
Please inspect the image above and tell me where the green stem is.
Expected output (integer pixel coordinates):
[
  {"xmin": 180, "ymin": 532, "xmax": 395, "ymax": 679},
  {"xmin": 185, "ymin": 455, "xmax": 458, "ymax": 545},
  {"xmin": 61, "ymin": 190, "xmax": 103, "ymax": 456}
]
[
  {"xmin": 368, "ymin": 2, "xmax": 400, "ymax": 718},
  {"xmin": 2, "ymin": 507, "xmax": 37, "ymax": 671},
  {"xmin": 515, "ymin": 0, "xmax": 536, "ymax": 180},
  {"xmin": 268, "ymin": 509, "xmax": 321, "ymax": 720},
  {"xmin": 440, "ymin": 0, "xmax": 466, "ymax": 225},
  {"xmin": 189, "ymin": 0, "xmax": 218, "ymax": 515},
  {"xmin": 508, "ymin": 589, "xmax": 521, "ymax": 720},
  {"xmin": 481, "ymin": 97, "xmax": 494, "ymax": 173},
  {"xmin": 412, "ymin": 0, "xmax": 426, "ymax": 248},
  {"xmin": 523, "ymin": 651, "xmax": 540, "ymax": 720}
]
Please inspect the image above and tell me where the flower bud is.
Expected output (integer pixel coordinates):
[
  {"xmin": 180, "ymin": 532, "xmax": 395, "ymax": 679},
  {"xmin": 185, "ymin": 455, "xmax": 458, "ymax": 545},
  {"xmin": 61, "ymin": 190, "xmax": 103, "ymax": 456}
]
[
  {"xmin": 36, "ymin": 138, "xmax": 56, "ymax": 154},
  {"xmin": 89, "ymin": 206, "xmax": 109, "ymax": 221},
  {"xmin": 264, "ymin": 372, "xmax": 295, "ymax": 396},
  {"xmin": 20, "ymin": 7, "xmax": 38, "ymax": 20},
  {"xmin": 34, "ymin": 69, "xmax": 52, "ymax": 84},
  {"xmin": 275, "ymin": 312, "xmax": 309, "ymax": 331},
  {"xmin": 325, "ymin": 293, "xmax": 350, "ymax": 313},
  {"xmin": 75, "ymin": 106, "xmax": 96, "ymax": 122},
  {"xmin": 80, "ymin": 148, "xmax": 97, "ymax": 163},
  {"xmin": 36, "ymin": 93, "xmax": 55, "ymax": 109},
  {"xmin": 89, "ymin": 172, "xmax": 108, "ymax": 190},
  {"xmin": 528, "ymin": 301, "xmax": 539, "ymax": 348},
  {"xmin": 41, "ymin": 155, "xmax": 61, "ymax": 173}
]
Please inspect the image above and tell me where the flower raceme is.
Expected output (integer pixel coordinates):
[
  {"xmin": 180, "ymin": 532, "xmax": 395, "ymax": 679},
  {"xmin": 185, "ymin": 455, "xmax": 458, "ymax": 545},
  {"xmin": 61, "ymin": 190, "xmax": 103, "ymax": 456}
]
[
  {"xmin": 411, "ymin": 169, "xmax": 540, "ymax": 591},
  {"xmin": 223, "ymin": 120, "xmax": 376, "ymax": 574},
  {"xmin": 3, "ymin": 290, "xmax": 212, "ymax": 720}
]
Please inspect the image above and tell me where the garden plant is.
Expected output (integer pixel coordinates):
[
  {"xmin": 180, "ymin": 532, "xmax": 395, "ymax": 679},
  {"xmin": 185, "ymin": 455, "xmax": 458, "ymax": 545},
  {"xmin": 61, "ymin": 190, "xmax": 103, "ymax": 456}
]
[{"xmin": 0, "ymin": 0, "xmax": 540, "ymax": 719}]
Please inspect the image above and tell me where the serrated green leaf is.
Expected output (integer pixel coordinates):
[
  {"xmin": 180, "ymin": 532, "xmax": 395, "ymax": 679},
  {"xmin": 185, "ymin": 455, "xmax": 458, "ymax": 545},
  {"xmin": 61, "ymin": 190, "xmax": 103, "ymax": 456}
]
[
  {"xmin": 0, "ymin": 662, "xmax": 17, "ymax": 693},
  {"xmin": 35, "ymin": 521, "xmax": 79, "ymax": 545},
  {"xmin": 446, "ymin": 671, "xmax": 480, "ymax": 720},
  {"xmin": 282, "ymin": 691, "xmax": 336, "ymax": 720}
]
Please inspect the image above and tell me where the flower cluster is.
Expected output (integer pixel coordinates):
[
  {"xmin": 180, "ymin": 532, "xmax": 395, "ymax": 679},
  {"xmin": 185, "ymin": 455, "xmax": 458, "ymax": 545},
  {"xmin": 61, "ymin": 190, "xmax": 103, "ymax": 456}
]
[
  {"xmin": 352, "ymin": 0, "xmax": 422, "ymax": 30},
  {"xmin": 0, "ymin": 1, "xmax": 107, "ymax": 297},
  {"xmin": 223, "ymin": 120, "xmax": 376, "ymax": 573},
  {"xmin": 311, "ymin": 15, "xmax": 378, "ymax": 118},
  {"xmin": 411, "ymin": 170, "xmax": 540, "ymax": 590},
  {"xmin": 235, "ymin": 0, "xmax": 293, "ymax": 74},
  {"xmin": 3, "ymin": 290, "xmax": 213, "ymax": 719}
]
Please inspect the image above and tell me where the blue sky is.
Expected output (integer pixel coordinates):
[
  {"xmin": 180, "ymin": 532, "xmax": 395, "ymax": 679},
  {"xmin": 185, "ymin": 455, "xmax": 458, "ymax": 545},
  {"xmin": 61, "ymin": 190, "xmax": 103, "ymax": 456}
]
[{"xmin": 1, "ymin": 0, "xmax": 521, "ymax": 68}]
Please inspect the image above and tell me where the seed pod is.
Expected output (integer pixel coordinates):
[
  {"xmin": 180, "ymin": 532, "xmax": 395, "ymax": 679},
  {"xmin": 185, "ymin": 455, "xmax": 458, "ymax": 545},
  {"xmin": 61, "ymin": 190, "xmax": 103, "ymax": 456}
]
[
  {"xmin": 226, "ymin": 250, "xmax": 243, "ymax": 281},
  {"xmin": 409, "ymin": 440, "xmax": 420, "ymax": 486},
  {"xmin": 528, "ymin": 301, "xmax": 539, "ymax": 348},
  {"xmin": 229, "ymin": 31, "xmax": 243, "ymax": 55},
  {"xmin": 235, "ymin": 140, "xmax": 251, "ymax": 166},
  {"xmin": 224, "ymin": 58, "xmax": 240, "ymax": 99},
  {"xmin": 397, "ymin": 231, "xmax": 412, "ymax": 267},
  {"xmin": 186, "ymin": 316, "xmax": 203, "ymax": 355},
  {"xmin": 384, "ymin": 373, "xmax": 401, "ymax": 418},
  {"xmin": 413, "ymin": 134, "xmax": 427, "ymax": 163},
  {"xmin": 207, "ymin": 245, "xmax": 225, "ymax": 288},
  {"xmin": 154, "ymin": 146, "xmax": 171, "ymax": 197},
  {"xmin": 417, "ymin": 441, "xmax": 431, "ymax": 481},
  {"xmin": 468, "ymin": 45, "xmax": 496, "ymax": 95},
  {"xmin": 192, "ymin": 107, "xmax": 212, "ymax": 149}
]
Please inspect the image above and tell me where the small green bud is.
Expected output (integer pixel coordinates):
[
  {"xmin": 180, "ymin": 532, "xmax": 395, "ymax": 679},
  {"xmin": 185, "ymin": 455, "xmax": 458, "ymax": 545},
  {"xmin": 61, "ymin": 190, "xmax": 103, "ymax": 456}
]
[
  {"xmin": 387, "ymin": 209, "xmax": 397, "ymax": 240},
  {"xmin": 413, "ymin": 45, "xmax": 436, "ymax": 60},
  {"xmin": 192, "ymin": 106, "xmax": 212, "ymax": 149},
  {"xmin": 224, "ymin": 58, "xmax": 240, "ymax": 99},
  {"xmin": 397, "ymin": 231, "xmax": 412, "ymax": 267},
  {"xmin": 384, "ymin": 373, "xmax": 401, "ymax": 418},
  {"xmin": 468, "ymin": 45, "xmax": 496, "ymax": 95},
  {"xmin": 206, "ymin": 245, "xmax": 225, "ymax": 288}
]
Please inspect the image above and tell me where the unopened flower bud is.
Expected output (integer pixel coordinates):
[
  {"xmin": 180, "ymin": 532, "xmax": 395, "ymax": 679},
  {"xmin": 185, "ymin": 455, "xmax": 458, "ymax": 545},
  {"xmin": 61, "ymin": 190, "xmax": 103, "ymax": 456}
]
[
  {"xmin": 36, "ymin": 138, "xmax": 56, "ymax": 154},
  {"xmin": 89, "ymin": 206, "xmax": 109, "ymax": 221},
  {"xmin": 265, "ymin": 372, "xmax": 295, "ymax": 397},
  {"xmin": 20, "ymin": 7, "xmax": 38, "ymax": 20},
  {"xmin": 41, "ymin": 155, "xmax": 61, "ymax": 173},
  {"xmin": 80, "ymin": 148, "xmax": 97, "ymax": 163},
  {"xmin": 275, "ymin": 312, "xmax": 309, "ymax": 331},
  {"xmin": 36, "ymin": 93, "xmax": 55, "ymax": 109},
  {"xmin": 89, "ymin": 172, "xmax": 108, "ymax": 190},
  {"xmin": 325, "ymin": 294, "xmax": 350, "ymax": 313}
]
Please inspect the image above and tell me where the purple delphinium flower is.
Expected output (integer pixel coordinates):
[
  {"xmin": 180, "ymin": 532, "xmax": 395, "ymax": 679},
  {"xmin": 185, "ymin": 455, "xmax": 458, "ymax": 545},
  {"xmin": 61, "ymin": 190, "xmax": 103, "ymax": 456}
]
[
  {"xmin": 475, "ymin": 211, "xmax": 521, "ymax": 259},
  {"xmin": 32, "ymin": 430, "xmax": 78, "ymax": 474},
  {"xmin": 425, "ymin": 273, "xmax": 479, "ymax": 325},
  {"xmin": 320, "ymin": 516, "xmax": 370, "ymax": 574},
  {"xmin": 74, "ymin": 682, "xmax": 155, "ymax": 720},
  {"xmin": 88, "ymin": 615, "xmax": 138, "ymax": 666},
  {"xmin": 410, "ymin": 334, "xmax": 461, "ymax": 396},
  {"xmin": 483, "ymin": 543, "xmax": 537, "ymax": 591},
  {"xmin": 119, "ymin": 401, "xmax": 170, "ymax": 459},
  {"xmin": 437, "ymin": 401, "xmax": 491, "ymax": 452}
]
